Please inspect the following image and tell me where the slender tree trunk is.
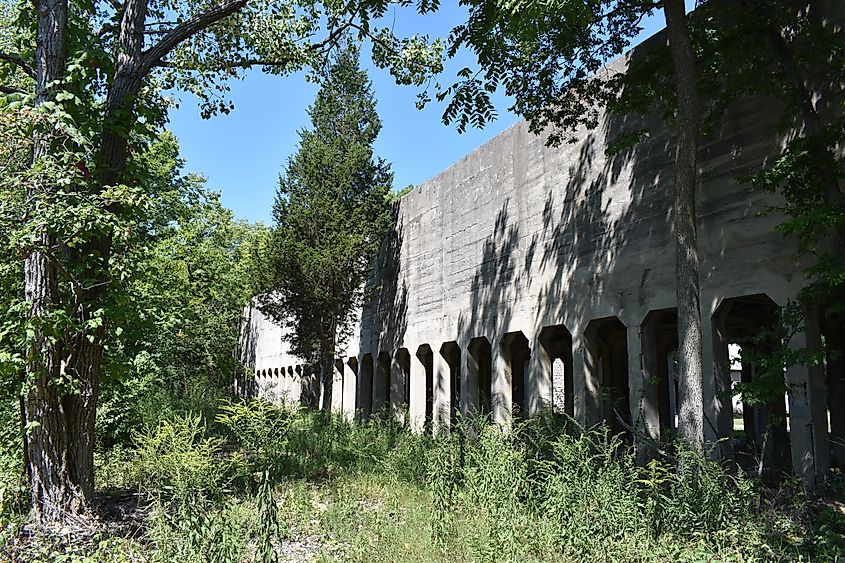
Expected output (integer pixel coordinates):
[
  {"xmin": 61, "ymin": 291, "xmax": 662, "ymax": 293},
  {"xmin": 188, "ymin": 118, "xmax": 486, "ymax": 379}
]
[
  {"xmin": 664, "ymin": 0, "xmax": 705, "ymax": 452},
  {"xmin": 319, "ymin": 321, "xmax": 337, "ymax": 412}
]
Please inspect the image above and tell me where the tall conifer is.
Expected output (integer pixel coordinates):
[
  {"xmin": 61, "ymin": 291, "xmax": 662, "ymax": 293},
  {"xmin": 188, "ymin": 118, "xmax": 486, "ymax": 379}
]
[{"xmin": 263, "ymin": 41, "xmax": 393, "ymax": 409}]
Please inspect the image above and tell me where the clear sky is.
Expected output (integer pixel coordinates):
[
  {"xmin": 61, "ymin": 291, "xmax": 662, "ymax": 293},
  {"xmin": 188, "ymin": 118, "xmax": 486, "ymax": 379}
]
[{"xmin": 166, "ymin": 2, "xmax": 680, "ymax": 224}]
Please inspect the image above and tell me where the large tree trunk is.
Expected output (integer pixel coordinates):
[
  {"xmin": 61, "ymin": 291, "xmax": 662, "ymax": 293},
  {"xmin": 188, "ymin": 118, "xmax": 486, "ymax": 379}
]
[
  {"xmin": 25, "ymin": 0, "xmax": 150, "ymax": 523},
  {"xmin": 23, "ymin": 0, "xmax": 90, "ymax": 524},
  {"xmin": 663, "ymin": 0, "xmax": 705, "ymax": 452},
  {"xmin": 22, "ymin": 0, "xmax": 252, "ymax": 523}
]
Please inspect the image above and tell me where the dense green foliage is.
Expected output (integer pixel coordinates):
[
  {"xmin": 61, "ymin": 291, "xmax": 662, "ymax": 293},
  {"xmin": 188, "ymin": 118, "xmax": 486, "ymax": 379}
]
[
  {"xmin": 261, "ymin": 41, "xmax": 393, "ymax": 405},
  {"xmin": 0, "ymin": 130, "xmax": 268, "ymax": 507},
  {"xmin": 96, "ymin": 136, "xmax": 271, "ymax": 447},
  {"xmin": 0, "ymin": 0, "xmax": 443, "ymax": 519},
  {"xmin": 3, "ymin": 403, "xmax": 843, "ymax": 560}
]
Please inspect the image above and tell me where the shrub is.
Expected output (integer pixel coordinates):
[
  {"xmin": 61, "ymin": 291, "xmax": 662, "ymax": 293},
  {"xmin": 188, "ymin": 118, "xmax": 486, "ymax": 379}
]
[{"xmin": 134, "ymin": 413, "xmax": 233, "ymax": 503}]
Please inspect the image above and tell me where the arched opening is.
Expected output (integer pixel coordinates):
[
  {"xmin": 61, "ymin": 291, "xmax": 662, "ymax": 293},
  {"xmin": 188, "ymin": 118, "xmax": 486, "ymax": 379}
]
[
  {"xmin": 468, "ymin": 337, "xmax": 492, "ymax": 418},
  {"xmin": 586, "ymin": 317, "xmax": 631, "ymax": 439},
  {"xmin": 501, "ymin": 331, "xmax": 530, "ymax": 419},
  {"xmin": 539, "ymin": 324, "xmax": 574, "ymax": 416},
  {"xmin": 440, "ymin": 341, "xmax": 461, "ymax": 426},
  {"xmin": 375, "ymin": 351, "xmax": 391, "ymax": 414},
  {"xmin": 713, "ymin": 293, "xmax": 788, "ymax": 475},
  {"xmin": 416, "ymin": 344, "xmax": 435, "ymax": 429},
  {"xmin": 359, "ymin": 354, "xmax": 374, "ymax": 415}
]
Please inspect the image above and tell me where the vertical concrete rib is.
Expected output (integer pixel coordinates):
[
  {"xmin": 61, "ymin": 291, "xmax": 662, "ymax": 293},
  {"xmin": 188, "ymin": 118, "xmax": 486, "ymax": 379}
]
[
  {"xmin": 529, "ymin": 337, "xmax": 552, "ymax": 417},
  {"xmin": 786, "ymin": 305, "xmax": 830, "ymax": 490},
  {"xmin": 700, "ymin": 313, "xmax": 720, "ymax": 447},
  {"xmin": 389, "ymin": 351, "xmax": 406, "ymax": 422},
  {"xmin": 571, "ymin": 330, "xmax": 588, "ymax": 425},
  {"xmin": 492, "ymin": 337, "xmax": 511, "ymax": 428},
  {"xmin": 343, "ymin": 360, "xmax": 358, "ymax": 421},
  {"xmin": 710, "ymin": 314, "xmax": 734, "ymax": 458},
  {"xmin": 462, "ymin": 344, "xmax": 480, "ymax": 419},
  {"xmin": 409, "ymin": 348, "xmax": 427, "ymax": 433},
  {"xmin": 826, "ymin": 322, "xmax": 845, "ymax": 467},
  {"xmin": 433, "ymin": 346, "xmax": 450, "ymax": 434},
  {"xmin": 628, "ymin": 324, "xmax": 660, "ymax": 458}
]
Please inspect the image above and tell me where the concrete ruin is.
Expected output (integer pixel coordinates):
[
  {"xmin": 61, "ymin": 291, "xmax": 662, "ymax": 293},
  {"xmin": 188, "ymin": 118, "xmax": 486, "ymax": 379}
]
[{"xmin": 239, "ymin": 29, "xmax": 843, "ymax": 489}]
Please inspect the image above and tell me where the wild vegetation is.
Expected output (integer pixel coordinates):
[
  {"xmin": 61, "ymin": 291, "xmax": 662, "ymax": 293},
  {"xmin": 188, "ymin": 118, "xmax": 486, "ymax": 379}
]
[{"xmin": 2, "ymin": 401, "xmax": 844, "ymax": 561}]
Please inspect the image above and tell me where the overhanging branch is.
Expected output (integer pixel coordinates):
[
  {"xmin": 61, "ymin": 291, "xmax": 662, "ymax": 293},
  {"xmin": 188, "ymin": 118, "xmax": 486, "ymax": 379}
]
[
  {"xmin": 0, "ymin": 52, "xmax": 35, "ymax": 79},
  {"xmin": 140, "ymin": 0, "xmax": 249, "ymax": 75},
  {"xmin": 0, "ymin": 84, "xmax": 25, "ymax": 94},
  {"xmin": 153, "ymin": 19, "xmax": 357, "ymax": 73}
]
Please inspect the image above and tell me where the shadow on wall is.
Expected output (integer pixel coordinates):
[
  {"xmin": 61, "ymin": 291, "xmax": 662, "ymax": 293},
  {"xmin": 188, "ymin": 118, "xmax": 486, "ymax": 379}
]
[
  {"xmin": 237, "ymin": 305, "xmax": 260, "ymax": 399},
  {"xmin": 450, "ymin": 84, "xmax": 666, "ymax": 426},
  {"xmin": 351, "ymin": 23, "xmax": 799, "ymax": 434},
  {"xmin": 359, "ymin": 202, "xmax": 409, "ymax": 415}
]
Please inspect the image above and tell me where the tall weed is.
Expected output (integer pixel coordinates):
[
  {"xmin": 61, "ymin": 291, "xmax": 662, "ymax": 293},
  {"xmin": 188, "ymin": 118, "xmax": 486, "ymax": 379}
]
[{"xmin": 134, "ymin": 413, "xmax": 233, "ymax": 503}]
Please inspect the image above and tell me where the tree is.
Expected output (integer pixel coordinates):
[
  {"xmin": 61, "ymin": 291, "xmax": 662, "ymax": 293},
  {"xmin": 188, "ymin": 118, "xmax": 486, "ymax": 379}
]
[
  {"xmin": 438, "ymin": 0, "xmax": 706, "ymax": 449},
  {"xmin": 261, "ymin": 41, "xmax": 393, "ymax": 411},
  {"xmin": 0, "ymin": 0, "xmax": 441, "ymax": 523}
]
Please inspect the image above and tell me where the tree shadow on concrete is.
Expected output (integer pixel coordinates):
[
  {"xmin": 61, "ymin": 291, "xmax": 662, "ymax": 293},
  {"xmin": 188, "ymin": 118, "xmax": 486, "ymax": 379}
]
[
  {"xmin": 359, "ymin": 203, "xmax": 408, "ymax": 415},
  {"xmin": 237, "ymin": 304, "xmax": 261, "ymax": 400}
]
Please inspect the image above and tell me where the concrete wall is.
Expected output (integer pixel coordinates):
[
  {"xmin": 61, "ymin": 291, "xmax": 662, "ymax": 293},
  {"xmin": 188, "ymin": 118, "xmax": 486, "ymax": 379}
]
[{"xmin": 241, "ymin": 30, "xmax": 836, "ymax": 487}]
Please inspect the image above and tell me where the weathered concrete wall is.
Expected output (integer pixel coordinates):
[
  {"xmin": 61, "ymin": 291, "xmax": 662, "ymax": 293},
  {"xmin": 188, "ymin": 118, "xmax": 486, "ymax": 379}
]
[{"xmin": 242, "ymin": 25, "xmax": 838, "ymax": 487}]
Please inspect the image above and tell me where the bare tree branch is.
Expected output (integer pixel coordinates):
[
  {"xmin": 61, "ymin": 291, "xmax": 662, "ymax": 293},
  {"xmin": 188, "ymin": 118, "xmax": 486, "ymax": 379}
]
[
  {"xmin": 153, "ymin": 19, "xmax": 357, "ymax": 73},
  {"xmin": 154, "ymin": 58, "xmax": 295, "ymax": 71},
  {"xmin": 0, "ymin": 51, "xmax": 35, "ymax": 79}
]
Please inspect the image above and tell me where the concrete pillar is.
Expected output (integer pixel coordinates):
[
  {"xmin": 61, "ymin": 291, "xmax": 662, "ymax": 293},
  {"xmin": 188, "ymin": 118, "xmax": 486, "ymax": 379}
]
[
  {"xmin": 342, "ymin": 360, "xmax": 357, "ymax": 421},
  {"xmin": 826, "ymin": 322, "xmax": 845, "ymax": 467},
  {"xmin": 356, "ymin": 355, "xmax": 374, "ymax": 417},
  {"xmin": 293, "ymin": 365, "xmax": 303, "ymax": 405},
  {"xmin": 433, "ymin": 348, "xmax": 451, "ymax": 435},
  {"xmin": 576, "ymin": 328, "xmax": 602, "ymax": 426},
  {"xmin": 277, "ymin": 368, "xmax": 286, "ymax": 405},
  {"xmin": 462, "ymin": 345, "xmax": 480, "ymax": 419},
  {"xmin": 492, "ymin": 337, "xmax": 511, "ymax": 429},
  {"xmin": 786, "ymin": 305, "xmax": 830, "ymax": 490},
  {"xmin": 571, "ymin": 331, "xmax": 590, "ymax": 425},
  {"xmin": 409, "ymin": 351, "xmax": 427, "ymax": 433},
  {"xmin": 700, "ymin": 313, "xmax": 720, "ymax": 447},
  {"xmin": 331, "ymin": 361, "xmax": 344, "ymax": 414},
  {"xmin": 627, "ymin": 324, "xmax": 660, "ymax": 458},
  {"xmin": 529, "ymin": 338, "xmax": 552, "ymax": 417},
  {"xmin": 389, "ymin": 352, "xmax": 407, "ymax": 422},
  {"xmin": 710, "ymin": 314, "xmax": 734, "ymax": 458},
  {"xmin": 373, "ymin": 354, "xmax": 389, "ymax": 414}
]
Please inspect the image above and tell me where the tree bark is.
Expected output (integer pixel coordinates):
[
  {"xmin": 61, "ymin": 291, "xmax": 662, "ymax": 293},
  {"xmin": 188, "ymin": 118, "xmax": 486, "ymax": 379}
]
[
  {"xmin": 23, "ymin": 0, "xmax": 88, "ymax": 523},
  {"xmin": 319, "ymin": 320, "xmax": 338, "ymax": 412},
  {"xmin": 663, "ymin": 0, "xmax": 705, "ymax": 452},
  {"xmin": 23, "ymin": 0, "xmax": 257, "ymax": 523}
]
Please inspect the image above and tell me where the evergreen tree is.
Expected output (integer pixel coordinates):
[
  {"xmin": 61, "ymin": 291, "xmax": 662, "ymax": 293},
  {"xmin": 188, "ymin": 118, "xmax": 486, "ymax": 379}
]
[{"xmin": 262, "ymin": 41, "xmax": 393, "ymax": 410}]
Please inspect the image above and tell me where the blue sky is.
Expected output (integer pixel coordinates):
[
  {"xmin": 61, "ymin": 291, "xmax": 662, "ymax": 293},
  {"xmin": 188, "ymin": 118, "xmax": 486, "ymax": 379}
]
[{"xmin": 166, "ymin": 3, "xmax": 678, "ymax": 224}]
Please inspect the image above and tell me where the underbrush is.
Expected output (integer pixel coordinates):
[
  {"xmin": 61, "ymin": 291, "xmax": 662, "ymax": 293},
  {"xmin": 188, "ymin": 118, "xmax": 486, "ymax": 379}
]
[{"xmin": 3, "ymin": 401, "xmax": 843, "ymax": 561}]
